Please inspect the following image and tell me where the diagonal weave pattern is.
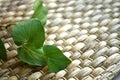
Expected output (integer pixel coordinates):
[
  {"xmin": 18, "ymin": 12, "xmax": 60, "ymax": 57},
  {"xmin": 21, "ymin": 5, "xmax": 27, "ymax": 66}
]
[{"xmin": 0, "ymin": 0, "xmax": 120, "ymax": 80}]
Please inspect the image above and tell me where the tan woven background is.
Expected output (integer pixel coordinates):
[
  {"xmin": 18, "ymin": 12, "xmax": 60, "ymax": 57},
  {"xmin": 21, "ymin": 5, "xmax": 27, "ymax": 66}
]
[{"xmin": 0, "ymin": 0, "xmax": 120, "ymax": 80}]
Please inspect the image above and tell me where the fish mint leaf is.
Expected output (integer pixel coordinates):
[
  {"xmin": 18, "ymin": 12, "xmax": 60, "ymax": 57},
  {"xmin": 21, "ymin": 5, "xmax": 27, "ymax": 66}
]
[
  {"xmin": 43, "ymin": 45, "xmax": 71, "ymax": 72},
  {"xmin": 32, "ymin": 0, "xmax": 48, "ymax": 26},
  {"xmin": 0, "ymin": 38, "xmax": 7, "ymax": 60},
  {"xmin": 12, "ymin": 19, "xmax": 45, "ymax": 48}
]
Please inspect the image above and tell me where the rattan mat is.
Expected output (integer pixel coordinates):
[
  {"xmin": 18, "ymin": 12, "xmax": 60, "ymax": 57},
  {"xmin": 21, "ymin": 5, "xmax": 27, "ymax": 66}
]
[{"xmin": 0, "ymin": 0, "xmax": 120, "ymax": 80}]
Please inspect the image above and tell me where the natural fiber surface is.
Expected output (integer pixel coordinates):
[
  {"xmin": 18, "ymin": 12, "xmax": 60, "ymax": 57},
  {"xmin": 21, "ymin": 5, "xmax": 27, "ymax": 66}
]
[{"xmin": 0, "ymin": 0, "xmax": 120, "ymax": 80}]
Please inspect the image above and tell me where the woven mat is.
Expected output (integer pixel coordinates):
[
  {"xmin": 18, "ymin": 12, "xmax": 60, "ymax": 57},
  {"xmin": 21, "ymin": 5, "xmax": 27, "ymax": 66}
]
[{"xmin": 0, "ymin": 0, "xmax": 120, "ymax": 80}]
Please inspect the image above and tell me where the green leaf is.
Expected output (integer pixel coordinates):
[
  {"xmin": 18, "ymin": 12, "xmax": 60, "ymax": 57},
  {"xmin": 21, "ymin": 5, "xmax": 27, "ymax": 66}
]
[
  {"xmin": 43, "ymin": 45, "xmax": 71, "ymax": 72},
  {"xmin": 12, "ymin": 19, "xmax": 46, "ymax": 66},
  {"xmin": 32, "ymin": 0, "xmax": 48, "ymax": 26},
  {"xmin": 0, "ymin": 38, "xmax": 7, "ymax": 60},
  {"xmin": 18, "ymin": 46, "xmax": 46, "ymax": 66},
  {"xmin": 12, "ymin": 19, "xmax": 45, "ymax": 48}
]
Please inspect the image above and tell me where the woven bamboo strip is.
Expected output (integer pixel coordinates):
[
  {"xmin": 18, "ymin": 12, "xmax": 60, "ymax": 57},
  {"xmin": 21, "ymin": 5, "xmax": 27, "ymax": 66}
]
[{"xmin": 0, "ymin": 0, "xmax": 120, "ymax": 80}]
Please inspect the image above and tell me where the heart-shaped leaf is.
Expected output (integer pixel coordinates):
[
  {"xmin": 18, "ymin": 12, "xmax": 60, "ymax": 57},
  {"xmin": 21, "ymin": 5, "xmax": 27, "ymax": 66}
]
[
  {"xmin": 43, "ymin": 45, "xmax": 71, "ymax": 72},
  {"xmin": 12, "ymin": 19, "xmax": 46, "ymax": 66},
  {"xmin": 32, "ymin": 0, "xmax": 48, "ymax": 26},
  {"xmin": 0, "ymin": 38, "xmax": 7, "ymax": 60},
  {"xmin": 18, "ymin": 46, "xmax": 46, "ymax": 66},
  {"xmin": 12, "ymin": 19, "xmax": 45, "ymax": 48}
]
